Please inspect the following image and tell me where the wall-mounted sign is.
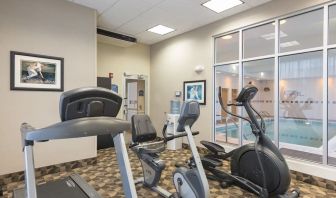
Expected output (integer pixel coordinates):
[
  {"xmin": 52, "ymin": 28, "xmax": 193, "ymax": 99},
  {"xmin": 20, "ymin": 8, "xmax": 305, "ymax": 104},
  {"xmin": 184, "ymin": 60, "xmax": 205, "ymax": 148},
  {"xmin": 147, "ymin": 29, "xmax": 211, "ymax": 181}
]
[{"xmin": 112, "ymin": 84, "xmax": 118, "ymax": 93}]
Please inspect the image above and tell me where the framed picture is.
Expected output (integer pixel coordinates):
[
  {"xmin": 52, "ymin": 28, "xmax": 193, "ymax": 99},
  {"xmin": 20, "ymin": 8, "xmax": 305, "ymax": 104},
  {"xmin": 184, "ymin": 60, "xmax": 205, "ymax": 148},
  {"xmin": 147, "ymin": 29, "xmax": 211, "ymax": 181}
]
[
  {"xmin": 10, "ymin": 51, "xmax": 64, "ymax": 91},
  {"xmin": 183, "ymin": 80, "xmax": 206, "ymax": 105}
]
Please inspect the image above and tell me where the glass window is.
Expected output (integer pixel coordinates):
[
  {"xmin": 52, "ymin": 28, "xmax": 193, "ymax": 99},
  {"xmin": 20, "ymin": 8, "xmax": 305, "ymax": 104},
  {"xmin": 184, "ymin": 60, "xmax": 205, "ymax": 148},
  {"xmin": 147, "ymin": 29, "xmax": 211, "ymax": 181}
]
[
  {"xmin": 215, "ymin": 64, "xmax": 240, "ymax": 145},
  {"xmin": 328, "ymin": 48, "xmax": 336, "ymax": 166},
  {"xmin": 243, "ymin": 58, "xmax": 275, "ymax": 144},
  {"xmin": 243, "ymin": 23, "xmax": 275, "ymax": 58},
  {"xmin": 279, "ymin": 51, "xmax": 323, "ymax": 163},
  {"xmin": 215, "ymin": 32, "xmax": 239, "ymax": 63},
  {"xmin": 279, "ymin": 9, "xmax": 323, "ymax": 53},
  {"xmin": 329, "ymin": 5, "xmax": 336, "ymax": 45}
]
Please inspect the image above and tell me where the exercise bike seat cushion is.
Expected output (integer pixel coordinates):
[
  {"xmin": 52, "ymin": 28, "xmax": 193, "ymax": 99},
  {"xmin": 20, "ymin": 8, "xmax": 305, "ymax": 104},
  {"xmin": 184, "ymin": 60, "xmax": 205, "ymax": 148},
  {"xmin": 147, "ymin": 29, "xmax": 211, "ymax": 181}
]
[
  {"xmin": 201, "ymin": 157, "xmax": 223, "ymax": 168},
  {"xmin": 138, "ymin": 142, "xmax": 166, "ymax": 154},
  {"xmin": 201, "ymin": 141, "xmax": 225, "ymax": 155}
]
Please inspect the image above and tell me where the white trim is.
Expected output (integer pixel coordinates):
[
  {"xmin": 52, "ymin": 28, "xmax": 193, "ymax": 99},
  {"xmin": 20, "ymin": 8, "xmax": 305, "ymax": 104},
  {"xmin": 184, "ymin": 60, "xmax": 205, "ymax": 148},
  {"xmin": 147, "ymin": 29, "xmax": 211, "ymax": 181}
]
[
  {"xmin": 328, "ymin": 44, "xmax": 336, "ymax": 49},
  {"xmin": 212, "ymin": 37, "xmax": 216, "ymax": 142},
  {"xmin": 242, "ymin": 54, "xmax": 275, "ymax": 62},
  {"xmin": 213, "ymin": 30, "xmax": 240, "ymax": 39},
  {"xmin": 278, "ymin": 46, "xmax": 324, "ymax": 57},
  {"xmin": 238, "ymin": 30, "xmax": 243, "ymax": 146},
  {"xmin": 287, "ymin": 158, "xmax": 336, "ymax": 181},
  {"xmin": 214, "ymin": 60, "xmax": 239, "ymax": 66},
  {"xmin": 274, "ymin": 18, "xmax": 280, "ymax": 147},
  {"xmin": 323, "ymin": 5, "xmax": 329, "ymax": 165}
]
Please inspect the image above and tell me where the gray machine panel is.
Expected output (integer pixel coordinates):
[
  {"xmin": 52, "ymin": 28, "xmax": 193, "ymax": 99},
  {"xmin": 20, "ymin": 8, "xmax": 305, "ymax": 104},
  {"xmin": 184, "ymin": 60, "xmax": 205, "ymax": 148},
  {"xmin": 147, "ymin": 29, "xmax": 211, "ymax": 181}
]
[
  {"xmin": 13, "ymin": 174, "xmax": 102, "ymax": 198},
  {"xmin": 176, "ymin": 101, "xmax": 200, "ymax": 132}
]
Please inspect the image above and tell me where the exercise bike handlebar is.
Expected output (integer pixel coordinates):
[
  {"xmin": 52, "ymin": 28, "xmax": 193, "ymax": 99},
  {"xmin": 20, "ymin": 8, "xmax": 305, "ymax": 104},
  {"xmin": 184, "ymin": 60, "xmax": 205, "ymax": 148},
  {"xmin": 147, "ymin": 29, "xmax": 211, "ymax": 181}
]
[
  {"xmin": 162, "ymin": 120, "xmax": 199, "ymax": 142},
  {"xmin": 129, "ymin": 125, "xmax": 199, "ymax": 149},
  {"xmin": 164, "ymin": 131, "xmax": 199, "ymax": 142}
]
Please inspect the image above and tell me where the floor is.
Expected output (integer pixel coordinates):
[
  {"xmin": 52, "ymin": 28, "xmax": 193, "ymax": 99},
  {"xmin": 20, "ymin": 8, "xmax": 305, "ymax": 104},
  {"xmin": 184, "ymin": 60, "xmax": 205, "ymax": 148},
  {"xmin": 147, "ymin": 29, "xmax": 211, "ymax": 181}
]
[{"xmin": 2, "ymin": 148, "xmax": 336, "ymax": 198}]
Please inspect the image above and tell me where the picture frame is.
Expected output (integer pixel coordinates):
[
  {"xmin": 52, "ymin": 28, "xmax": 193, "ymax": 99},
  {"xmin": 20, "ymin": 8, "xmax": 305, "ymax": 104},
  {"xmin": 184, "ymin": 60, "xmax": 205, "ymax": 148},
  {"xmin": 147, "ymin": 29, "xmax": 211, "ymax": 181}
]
[
  {"xmin": 183, "ymin": 80, "xmax": 206, "ymax": 105},
  {"xmin": 10, "ymin": 51, "xmax": 64, "ymax": 91}
]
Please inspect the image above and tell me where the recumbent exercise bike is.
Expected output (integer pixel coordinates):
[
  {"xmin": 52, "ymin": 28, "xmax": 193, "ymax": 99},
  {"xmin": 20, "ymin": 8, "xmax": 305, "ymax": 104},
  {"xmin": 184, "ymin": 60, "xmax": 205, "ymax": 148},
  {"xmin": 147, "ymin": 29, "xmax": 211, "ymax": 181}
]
[
  {"xmin": 129, "ymin": 101, "xmax": 209, "ymax": 198},
  {"xmin": 200, "ymin": 85, "xmax": 300, "ymax": 198}
]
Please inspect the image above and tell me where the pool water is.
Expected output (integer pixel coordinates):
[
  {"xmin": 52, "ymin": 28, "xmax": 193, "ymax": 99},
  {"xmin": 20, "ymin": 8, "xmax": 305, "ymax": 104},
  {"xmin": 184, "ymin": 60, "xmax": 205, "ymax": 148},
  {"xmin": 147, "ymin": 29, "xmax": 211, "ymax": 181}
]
[{"xmin": 216, "ymin": 119, "xmax": 336, "ymax": 148}]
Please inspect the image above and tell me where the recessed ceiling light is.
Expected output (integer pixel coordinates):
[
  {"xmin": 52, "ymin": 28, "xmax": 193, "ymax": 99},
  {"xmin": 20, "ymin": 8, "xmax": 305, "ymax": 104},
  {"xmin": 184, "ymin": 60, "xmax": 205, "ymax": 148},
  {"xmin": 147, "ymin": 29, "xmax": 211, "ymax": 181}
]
[
  {"xmin": 147, "ymin": 25, "xmax": 175, "ymax": 35},
  {"xmin": 202, "ymin": 0, "xmax": 243, "ymax": 13},
  {"xmin": 261, "ymin": 31, "xmax": 287, "ymax": 40},
  {"xmin": 280, "ymin": 41, "xmax": 300, "ymax": 48},
  {"xmin": 222, "ymin": 35, "xmax": 233, "ymax": 40}
]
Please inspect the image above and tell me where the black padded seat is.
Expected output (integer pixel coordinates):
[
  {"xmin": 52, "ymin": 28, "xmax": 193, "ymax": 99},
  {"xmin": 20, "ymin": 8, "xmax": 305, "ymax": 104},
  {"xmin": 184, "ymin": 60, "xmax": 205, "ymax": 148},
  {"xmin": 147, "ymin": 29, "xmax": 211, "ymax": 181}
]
[
  {"xmin": 131, "ymin": 114, "xmax": 166, "ymax": 154},
  {"xmin": 132, "ymin": 115, "xmax": 157, "ymax": 143}
]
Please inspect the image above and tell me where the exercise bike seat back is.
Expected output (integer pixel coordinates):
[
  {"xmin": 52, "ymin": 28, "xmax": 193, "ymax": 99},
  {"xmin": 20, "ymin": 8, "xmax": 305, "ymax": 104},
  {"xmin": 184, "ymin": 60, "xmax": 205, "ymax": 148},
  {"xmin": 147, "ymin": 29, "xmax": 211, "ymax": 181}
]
[
  {"xmin": 132, "ymin": 115, "xmax": 157, "ymax": 142},
  {"xmin": 131, "ymin": 114, "xmax": 165, "ymax": 154}
]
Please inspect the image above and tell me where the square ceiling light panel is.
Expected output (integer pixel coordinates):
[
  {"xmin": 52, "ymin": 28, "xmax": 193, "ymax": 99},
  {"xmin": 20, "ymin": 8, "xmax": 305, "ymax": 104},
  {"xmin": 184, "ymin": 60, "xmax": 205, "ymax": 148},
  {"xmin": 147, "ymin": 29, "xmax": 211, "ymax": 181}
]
[
  {"xmin": 147, "ymin": 25, "xmax": 175, "ymax": 35},
  {"xmin": 202, "ymin": 0, "xmax": 243, "ymax": 13}
]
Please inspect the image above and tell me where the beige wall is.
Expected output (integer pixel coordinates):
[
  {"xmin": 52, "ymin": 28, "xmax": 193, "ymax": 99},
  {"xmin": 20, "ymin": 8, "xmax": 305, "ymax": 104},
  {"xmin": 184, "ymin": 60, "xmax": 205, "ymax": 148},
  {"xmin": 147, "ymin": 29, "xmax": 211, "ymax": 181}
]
[
  {"xmin": 0, "ymin": 0, "xmax": 97, "ymax": 175},
  {"xmin": 150, "ymin": 0, "xmax": 330, "ymax": 145},
  {"xmin": 97, "ymin": 42, "xmax": 150, "ymax": 117}
]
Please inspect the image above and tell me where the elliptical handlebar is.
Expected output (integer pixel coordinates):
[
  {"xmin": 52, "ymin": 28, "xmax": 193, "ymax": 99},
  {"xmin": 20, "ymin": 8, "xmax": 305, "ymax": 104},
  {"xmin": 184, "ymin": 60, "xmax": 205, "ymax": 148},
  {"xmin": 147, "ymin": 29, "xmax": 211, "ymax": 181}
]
[
  {"xmin": 218, "ymin": 87, "xmax": 254, "ymax": 127},
  {"xmin": 218, "ymin": 86, "xmax": 266, "ymax": 135}
]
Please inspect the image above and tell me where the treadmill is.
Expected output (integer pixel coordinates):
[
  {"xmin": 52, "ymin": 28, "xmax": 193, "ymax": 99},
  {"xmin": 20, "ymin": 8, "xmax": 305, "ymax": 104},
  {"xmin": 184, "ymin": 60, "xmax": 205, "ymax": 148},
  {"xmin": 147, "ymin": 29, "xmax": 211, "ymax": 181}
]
[{"xmin": 13, "ymin": 87, "xmax": 138, "ymax": 198}]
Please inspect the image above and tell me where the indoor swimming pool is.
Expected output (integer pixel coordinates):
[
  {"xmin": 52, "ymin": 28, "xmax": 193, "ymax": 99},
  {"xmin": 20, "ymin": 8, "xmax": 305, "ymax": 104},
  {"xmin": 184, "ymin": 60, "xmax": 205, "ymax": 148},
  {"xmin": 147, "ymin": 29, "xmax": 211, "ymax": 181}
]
[{"xmin": 216, "ymin": 118, "xmax": 336, "ymax": 148}]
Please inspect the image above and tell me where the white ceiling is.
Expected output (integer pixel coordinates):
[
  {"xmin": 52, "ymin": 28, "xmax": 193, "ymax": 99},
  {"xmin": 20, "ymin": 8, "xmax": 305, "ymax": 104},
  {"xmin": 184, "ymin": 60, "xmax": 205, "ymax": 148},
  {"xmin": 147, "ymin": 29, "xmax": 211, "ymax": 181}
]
[{"xmin": 69, "ymin": 0, "xmax": 272, "ymax": 45}]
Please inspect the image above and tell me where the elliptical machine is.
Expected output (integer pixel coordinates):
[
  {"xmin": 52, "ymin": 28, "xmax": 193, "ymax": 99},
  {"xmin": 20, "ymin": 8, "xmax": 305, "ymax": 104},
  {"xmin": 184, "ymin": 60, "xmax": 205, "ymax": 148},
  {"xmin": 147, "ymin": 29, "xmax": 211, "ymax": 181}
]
[
  {"xmin": 201, "ymin": 85, "xmax": 300, "ymax": 198},
  {"xmin": 129, "ymin": 101, "xmax": 209, "ymax": 198}
]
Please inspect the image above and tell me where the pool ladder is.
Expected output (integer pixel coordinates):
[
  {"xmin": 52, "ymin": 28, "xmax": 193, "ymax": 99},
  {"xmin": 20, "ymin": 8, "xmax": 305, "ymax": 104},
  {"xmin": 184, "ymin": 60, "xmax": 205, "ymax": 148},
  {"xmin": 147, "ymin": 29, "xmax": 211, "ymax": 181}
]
[
  {"xmin": 260, "ymin": 111, "xmax": 271, "ymax": 117},
  {"xmin": 217, "ymin": 115, "xmax": 239, "ymax": 143}
]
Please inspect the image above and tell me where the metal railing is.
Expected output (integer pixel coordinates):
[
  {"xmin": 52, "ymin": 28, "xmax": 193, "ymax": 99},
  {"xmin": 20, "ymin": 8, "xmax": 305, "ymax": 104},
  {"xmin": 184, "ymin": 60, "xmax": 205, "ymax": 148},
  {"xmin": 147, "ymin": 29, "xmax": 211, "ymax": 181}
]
[
  {"xmin": 260, "ymin": 111, "xmax": 271, "ymax": 118},
  {"xmin": 216, "ymin": 115, "xmax": 239, "ymax": 143}
]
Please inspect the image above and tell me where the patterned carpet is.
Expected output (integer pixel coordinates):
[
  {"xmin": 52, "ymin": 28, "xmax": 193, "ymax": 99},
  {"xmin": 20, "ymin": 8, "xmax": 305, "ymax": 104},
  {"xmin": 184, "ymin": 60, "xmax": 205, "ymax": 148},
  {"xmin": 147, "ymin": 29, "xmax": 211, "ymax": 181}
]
[{"xmin": 2, "ymin": 148, "xmax": 336, "ymax": 198}]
